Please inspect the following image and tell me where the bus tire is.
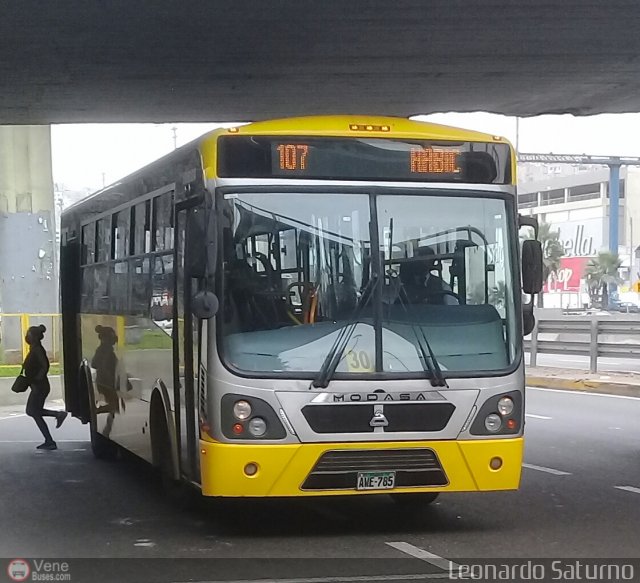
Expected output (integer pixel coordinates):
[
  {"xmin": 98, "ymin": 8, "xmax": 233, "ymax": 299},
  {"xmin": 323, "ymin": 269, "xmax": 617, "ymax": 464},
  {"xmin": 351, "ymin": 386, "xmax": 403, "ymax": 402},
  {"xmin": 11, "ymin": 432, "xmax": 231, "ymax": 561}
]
[{"xmin": 390, "ymin": 492, "xmax": 439, "ymax": 507}]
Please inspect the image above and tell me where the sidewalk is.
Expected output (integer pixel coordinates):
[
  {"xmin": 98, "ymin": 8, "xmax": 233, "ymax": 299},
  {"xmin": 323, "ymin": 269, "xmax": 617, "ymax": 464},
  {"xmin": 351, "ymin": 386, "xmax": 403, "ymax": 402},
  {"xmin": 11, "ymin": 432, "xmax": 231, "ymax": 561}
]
[
  {"xmin": 0, "ymin": 376, "xmax": 63, "ymax": 407},
  {"xmin": 526, "ymin": 367, "xmax": 640, "ymax": 397}
]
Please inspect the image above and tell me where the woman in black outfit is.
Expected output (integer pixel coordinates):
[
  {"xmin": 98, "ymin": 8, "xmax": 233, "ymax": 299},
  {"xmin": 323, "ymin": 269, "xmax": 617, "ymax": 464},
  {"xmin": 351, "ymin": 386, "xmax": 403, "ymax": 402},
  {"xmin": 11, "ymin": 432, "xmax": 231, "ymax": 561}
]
[{"xmin": 23, "ymin": 325, "xmax": 67, "ymax": 450}]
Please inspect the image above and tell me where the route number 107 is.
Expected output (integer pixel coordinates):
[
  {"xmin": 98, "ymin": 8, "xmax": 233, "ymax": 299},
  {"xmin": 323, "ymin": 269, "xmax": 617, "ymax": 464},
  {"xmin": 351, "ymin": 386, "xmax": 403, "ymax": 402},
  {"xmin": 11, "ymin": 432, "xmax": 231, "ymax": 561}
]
[{"xmin": 277, "ymin": 144, "xmax": 309, "ymax": 171}]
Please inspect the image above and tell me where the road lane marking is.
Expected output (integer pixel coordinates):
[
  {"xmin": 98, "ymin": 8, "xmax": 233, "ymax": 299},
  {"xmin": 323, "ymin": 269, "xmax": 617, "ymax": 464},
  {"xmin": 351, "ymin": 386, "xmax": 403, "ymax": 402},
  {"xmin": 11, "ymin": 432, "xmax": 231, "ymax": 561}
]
[
  {"xmin": 615, "ymin": 486, "xmax": 640, "ymax": 495},
  {"xmin": 0, "ymin": 414, "xmax": 27, "ymax": 420},
  {"xmin": 386, "ymin": 542, "xmax": 458, "ymax": 572},
  {"xmin": 525, "ymin": 414, "xmax": 552, "ymax": 420},
  {"xmin": 182, "ymin": 576, "xmax": 450, "ymax": 583},
  {"xmin": 522, "ymin": 463, "xmax": 571, "ymax": 476},
  {"xmin": 527, "ymin": 387, "xmax": 640, "ymax": 401}
]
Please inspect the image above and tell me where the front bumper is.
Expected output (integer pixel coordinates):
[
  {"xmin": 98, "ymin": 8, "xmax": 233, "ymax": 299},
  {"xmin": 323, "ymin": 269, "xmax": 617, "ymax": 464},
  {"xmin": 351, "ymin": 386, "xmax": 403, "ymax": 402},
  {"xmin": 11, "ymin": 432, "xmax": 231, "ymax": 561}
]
[{"xmin": 199, "ymin": 437, "xmax": 523, "ymax": 497}]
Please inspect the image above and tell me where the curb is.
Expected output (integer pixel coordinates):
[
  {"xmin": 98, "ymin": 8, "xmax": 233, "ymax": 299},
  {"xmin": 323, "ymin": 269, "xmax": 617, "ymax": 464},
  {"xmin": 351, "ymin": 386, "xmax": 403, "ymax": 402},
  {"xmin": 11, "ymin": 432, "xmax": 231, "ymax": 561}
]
[{"xmin": 526, "ymin": 375, "xmax": 640, "ymax": 398}]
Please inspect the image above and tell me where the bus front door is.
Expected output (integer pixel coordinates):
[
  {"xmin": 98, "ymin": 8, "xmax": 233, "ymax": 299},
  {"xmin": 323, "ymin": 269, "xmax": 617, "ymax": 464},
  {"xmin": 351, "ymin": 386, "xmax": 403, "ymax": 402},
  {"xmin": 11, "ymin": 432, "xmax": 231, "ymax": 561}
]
[{"xmin": 172, "ymin": 203, "xmax": 201, "ymax": 485}]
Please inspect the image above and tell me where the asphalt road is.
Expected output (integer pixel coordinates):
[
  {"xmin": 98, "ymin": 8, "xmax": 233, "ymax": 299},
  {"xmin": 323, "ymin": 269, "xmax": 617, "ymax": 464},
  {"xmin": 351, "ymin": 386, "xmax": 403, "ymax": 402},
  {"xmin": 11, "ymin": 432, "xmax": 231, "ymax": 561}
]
[{"xmin": 1, "ymin": 388, "xmax": 639, "ymax": 583}]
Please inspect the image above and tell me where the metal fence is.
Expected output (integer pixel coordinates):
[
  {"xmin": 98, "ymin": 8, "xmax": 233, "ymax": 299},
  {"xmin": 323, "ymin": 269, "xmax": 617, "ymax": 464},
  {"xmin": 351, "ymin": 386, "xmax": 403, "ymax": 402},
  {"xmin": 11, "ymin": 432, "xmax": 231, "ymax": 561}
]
[
  {"xmin": 0, "ymin": 313, "xmax": 61, "ymax": 366},
  {"xmin": 526, "ymin": 318, "xmax": 640, "ymax": 372}
]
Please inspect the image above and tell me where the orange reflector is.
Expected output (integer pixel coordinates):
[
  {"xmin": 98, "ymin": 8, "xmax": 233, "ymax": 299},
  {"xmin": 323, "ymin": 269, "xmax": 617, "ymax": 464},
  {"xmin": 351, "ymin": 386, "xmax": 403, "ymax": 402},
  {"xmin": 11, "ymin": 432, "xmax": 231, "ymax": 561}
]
[
  {"xmin": 232, "ymin": 423, "xmax": 244, "ymax": 435},
  {"xmin": 490, "ymin": 457, "xmax": 503, "ymax": 470},
  {"xmin": 201, "ymin": 449, "xmax": 206, "ymax": 455},
  {"xmin": 244, "ymin": 463, "xmax": 258, "ymax": 476},
  {"xmin": 506, "ymin": 419, "xmax": 517, "ymax": 430},
  {"xmin": 229, "ymin": 127, "xmax": 240, "ymax": 133},
  {"xmin": 349, "ymin": 123, "xmax": 390, "ymax": 132},
  {"xmin": 492, "ymin": 135, "xmax": 502, "ymax": 141}
]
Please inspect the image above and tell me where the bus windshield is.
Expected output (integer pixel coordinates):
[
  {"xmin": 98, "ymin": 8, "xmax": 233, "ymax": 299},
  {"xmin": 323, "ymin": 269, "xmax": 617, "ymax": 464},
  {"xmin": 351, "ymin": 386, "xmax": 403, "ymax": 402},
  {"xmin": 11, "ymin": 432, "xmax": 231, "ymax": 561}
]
[{"xmin": 219, "ymin": 190, "xmax": 517, "ymax": 378}]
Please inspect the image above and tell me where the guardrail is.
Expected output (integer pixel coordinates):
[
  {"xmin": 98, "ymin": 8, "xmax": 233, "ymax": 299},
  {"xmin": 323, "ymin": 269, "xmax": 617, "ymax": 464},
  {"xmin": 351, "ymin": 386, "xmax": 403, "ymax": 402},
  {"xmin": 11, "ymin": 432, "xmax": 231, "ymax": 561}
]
[
  {"xmin": 526, "ymin": 318, "xmax": 640, "ymax": 373},
  {"xmin": 0, "ymin": 313, "xmax": 61, "ymax": 366}
]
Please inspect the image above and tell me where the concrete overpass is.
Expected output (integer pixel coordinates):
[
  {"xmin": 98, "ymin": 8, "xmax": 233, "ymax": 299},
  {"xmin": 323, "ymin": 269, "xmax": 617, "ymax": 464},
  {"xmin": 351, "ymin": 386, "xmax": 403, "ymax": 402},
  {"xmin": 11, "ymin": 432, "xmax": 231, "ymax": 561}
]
[{"xmin": 2, "ymin": 1, "xmax": 640, "ymax": 124}]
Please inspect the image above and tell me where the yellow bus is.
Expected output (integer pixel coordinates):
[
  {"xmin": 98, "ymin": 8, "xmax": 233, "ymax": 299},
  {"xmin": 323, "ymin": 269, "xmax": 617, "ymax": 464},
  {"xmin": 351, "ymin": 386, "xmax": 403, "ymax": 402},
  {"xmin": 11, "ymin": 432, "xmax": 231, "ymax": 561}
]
[{"xmin": 60, "ymin": 115, "xmax": 542, "ymax": 504}]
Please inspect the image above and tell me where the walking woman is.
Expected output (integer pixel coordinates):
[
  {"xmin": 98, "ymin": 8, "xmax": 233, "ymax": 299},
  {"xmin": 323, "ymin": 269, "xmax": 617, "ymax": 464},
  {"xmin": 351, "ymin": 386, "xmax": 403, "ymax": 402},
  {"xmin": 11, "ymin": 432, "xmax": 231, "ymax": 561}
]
[{"xmin": 23, "ymin": 325, "xmax": 67, "ymax": 450}]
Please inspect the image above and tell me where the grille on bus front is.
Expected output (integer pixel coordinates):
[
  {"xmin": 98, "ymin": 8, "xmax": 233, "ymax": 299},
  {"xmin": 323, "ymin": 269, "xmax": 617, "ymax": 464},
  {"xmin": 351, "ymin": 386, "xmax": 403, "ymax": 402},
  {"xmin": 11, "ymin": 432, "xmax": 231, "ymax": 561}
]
[
  {"xmin": 301, "ymin": 403, "xmax": 455, "ymax": 433},
  {"xmin": 301, "ymin": 448, "xmax": 448, "ymax": 490}
]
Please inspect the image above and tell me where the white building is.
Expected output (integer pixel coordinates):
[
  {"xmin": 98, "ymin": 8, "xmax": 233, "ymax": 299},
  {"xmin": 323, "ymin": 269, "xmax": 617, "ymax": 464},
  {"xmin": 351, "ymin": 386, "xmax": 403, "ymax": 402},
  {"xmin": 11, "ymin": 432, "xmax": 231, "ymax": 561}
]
[{"xmin": 517, "ymin": 167, "xmax": 640, "ymax": 308}]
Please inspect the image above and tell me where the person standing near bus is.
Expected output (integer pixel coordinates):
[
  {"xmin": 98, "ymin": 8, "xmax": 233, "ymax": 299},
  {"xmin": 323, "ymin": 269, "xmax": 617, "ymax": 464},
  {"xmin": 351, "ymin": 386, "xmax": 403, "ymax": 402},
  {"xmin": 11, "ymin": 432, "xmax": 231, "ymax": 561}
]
[{"xmin": 23, "ymin": 325, "xmax": 67, "ymax": 450}]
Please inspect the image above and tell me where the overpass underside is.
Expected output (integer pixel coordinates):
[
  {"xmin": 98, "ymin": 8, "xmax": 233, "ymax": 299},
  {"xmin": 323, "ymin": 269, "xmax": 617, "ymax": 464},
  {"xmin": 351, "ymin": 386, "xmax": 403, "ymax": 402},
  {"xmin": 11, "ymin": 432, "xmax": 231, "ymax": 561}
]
[{"xmin": 1, "ymin": 1, "xmax": 640, "ymax": 124}]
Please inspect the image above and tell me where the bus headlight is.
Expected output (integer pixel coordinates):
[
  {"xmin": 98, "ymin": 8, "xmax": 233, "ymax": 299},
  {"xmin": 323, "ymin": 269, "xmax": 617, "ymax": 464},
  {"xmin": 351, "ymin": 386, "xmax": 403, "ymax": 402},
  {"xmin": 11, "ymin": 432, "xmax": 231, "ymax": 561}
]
[
  {"xmin": 484, "ymin": 414, "xmax": 502, "ymax": 433},
  {"xmin": 497, "ymin": 397, "xmax": 514, "ymax": 416},
  {"xmin": 222, "ymin": 394, "xmax": 287, "ymax": 440},
  {"xmin": 469, "ymin": 391, "xmax": 522, "ymax": 436},
  {"xmin": 248, "ymin": 417, "xmax": 267, "ymax": 437},
  {"xmin": 233, "ymin": 400, "xmax": 252, "ymax": 420}
]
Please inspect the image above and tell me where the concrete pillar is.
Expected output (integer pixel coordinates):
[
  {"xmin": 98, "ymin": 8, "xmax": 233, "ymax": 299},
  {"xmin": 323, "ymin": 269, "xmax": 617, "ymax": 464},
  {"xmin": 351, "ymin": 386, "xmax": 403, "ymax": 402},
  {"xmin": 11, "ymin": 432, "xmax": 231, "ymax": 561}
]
[{"xmin": 0, "ymin": 126, "xmax": 57, "ymax": 316}]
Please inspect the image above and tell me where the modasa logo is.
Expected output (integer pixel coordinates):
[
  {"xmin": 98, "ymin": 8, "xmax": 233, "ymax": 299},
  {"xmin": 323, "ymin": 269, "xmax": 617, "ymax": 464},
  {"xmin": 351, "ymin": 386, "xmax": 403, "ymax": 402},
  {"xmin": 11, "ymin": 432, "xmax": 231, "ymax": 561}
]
[{"xmin": 7, "ymin": 559, "xmax": 30, "ymax": 582}]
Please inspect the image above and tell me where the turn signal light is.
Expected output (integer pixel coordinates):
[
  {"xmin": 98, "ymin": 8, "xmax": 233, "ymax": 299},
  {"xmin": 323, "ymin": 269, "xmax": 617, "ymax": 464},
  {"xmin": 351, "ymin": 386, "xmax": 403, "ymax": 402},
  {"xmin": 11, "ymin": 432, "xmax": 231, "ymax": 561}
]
[{"xmin": 232, "ymin": 423, "xmax": 244, "ymax": 435}]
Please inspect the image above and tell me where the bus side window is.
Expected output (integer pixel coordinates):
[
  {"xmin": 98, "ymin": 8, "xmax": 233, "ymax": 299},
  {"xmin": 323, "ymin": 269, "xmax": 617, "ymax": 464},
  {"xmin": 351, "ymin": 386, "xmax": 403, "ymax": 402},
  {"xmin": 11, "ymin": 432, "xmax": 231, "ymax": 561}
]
[
  {"xmin": 133, "ymin": 200, "xmax": 151, "ymax": 255},
  {"xmin": 94, "ymin": 264, "xmax": 110, "ymax": 313},
  {"xmin": 81, "ymin": 266, "xmax": 94, "ymax": 311},
  {"xmin": 151, "ymin": 254, "xmax": 174, "ymax": 322},
  {"xmin": 112, "ymin": 210, "xmax": 130, "ymax": 260},
  {"xmin": 110, "ymin": 261, "xmax": 129, "ymax": 312},
  {"xmin": 130, "ymin": 257, "xmax": 151, "ymax": 316},
  {"xmin": 95, "ymin": 218, "xmax": 111, "ymax": 263},
  {"xmin": 153, "ymin": 193, "xmax": 174, "ymax": 252},
  {"xmin": 81, "ymin": 222, "xmax": 96, "ymax": 265}
]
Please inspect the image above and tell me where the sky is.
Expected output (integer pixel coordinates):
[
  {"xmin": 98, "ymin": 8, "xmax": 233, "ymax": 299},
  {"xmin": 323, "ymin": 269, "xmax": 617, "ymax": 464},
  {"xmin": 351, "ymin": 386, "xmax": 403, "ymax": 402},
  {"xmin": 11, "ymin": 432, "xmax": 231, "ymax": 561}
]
[{"xmin": 51, "ymin": 112, "xmax": 640, "ymax": 194}]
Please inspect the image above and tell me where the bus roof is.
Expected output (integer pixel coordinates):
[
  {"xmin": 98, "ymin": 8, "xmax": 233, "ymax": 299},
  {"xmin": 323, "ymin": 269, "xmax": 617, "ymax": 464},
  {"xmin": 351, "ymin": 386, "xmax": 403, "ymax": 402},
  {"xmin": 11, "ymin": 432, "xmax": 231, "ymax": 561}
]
[{"xmin": 211, "ymin": 115, "xmax": 510, "ymax": 144}]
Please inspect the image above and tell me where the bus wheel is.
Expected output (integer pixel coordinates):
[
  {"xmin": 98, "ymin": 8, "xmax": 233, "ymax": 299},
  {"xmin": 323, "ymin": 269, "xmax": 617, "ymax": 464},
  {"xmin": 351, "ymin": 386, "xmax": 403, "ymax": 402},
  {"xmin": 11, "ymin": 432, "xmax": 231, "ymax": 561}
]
[{"xmin": 390, "ymin": 492, "xmax": 439, "ymax": 507}]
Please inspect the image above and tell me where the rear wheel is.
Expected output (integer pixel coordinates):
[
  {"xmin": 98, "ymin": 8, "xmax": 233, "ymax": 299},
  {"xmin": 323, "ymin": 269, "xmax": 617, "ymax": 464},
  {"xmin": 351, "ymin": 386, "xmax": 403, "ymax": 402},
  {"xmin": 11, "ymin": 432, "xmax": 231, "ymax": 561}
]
[{"xmin": 390, "ymin": 492, "xmax": 439, "ymax": 507}]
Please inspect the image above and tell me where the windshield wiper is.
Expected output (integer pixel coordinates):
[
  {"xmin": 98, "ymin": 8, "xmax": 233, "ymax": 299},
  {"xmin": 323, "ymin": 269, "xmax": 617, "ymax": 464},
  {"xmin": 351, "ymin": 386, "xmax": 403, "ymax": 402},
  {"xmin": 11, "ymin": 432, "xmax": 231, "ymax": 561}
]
[
  {"xmin": 311, "ymin": 273, "xmax": 379, "ymax": 389},
  {"xmin": 396, "ymin": 283, "xmax": 448, "ymax": 387},
  {"xmin": 386, "ymin": 217, "xmax": 447, "ymax": 387}
]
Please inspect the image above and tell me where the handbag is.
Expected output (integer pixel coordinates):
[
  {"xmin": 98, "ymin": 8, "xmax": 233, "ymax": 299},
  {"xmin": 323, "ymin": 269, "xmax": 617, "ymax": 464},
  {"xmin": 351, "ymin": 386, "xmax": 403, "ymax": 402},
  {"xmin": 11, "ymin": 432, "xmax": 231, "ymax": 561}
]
[{"xmin": 11, "ymin": 368, "xmax": 30, "ymax": 393}]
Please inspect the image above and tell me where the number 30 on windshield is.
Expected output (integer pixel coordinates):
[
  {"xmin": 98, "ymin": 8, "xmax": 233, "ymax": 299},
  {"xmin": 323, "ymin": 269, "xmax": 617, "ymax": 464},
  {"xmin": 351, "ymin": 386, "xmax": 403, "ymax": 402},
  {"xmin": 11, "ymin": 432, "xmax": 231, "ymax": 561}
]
[{"xmin": 345, "ymin": 350, "xmax": 374, "ymax": 372}]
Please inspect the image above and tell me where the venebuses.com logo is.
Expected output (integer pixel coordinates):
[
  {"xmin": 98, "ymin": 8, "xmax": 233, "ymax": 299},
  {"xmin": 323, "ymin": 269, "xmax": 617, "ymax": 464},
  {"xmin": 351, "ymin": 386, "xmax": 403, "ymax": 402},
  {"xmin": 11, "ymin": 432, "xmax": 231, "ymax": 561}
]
[
  {"xmin": 6, "ymin": 559, "xmax": 71, "ymax": 582},
  {"xmin": 7, "ymin": 560, "xmax": 30, "ymax": 582}
]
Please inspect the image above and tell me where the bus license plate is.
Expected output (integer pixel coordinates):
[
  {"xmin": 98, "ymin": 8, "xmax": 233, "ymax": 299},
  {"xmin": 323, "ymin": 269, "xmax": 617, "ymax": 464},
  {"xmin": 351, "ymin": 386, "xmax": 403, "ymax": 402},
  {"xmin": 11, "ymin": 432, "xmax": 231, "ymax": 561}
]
[{"xmin": 356, "ymin": 471, "xmax": 396, "ymax": 490}]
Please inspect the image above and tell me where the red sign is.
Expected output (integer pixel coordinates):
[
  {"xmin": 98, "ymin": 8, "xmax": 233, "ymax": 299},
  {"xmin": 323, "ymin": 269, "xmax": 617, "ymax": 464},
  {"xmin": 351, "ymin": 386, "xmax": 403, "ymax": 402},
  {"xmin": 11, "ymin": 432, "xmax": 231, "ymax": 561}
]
[{"xmin": 544, "ymin": 256, "xmax": 591, "ymax": 293}]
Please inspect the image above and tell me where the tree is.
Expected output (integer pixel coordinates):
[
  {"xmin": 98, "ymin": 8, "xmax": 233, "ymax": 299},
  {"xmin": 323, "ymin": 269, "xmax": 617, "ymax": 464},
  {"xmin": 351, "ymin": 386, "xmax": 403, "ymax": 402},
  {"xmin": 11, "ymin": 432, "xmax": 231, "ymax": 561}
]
[
  {"xmin": 584, "ymin": 251, "xmax": 622, "ymax": 309},
  {"xmin": 524, "ymin": 222, "xmax": 564, "ymax": 307}
]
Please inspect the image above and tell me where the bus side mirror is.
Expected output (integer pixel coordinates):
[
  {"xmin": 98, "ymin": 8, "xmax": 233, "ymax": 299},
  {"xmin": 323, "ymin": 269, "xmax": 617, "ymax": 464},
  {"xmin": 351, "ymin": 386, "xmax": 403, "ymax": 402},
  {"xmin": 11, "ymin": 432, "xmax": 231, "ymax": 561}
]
[
  {"xmin": 522, "ymin": 239, "xmax": 543, "ymax": 294},
  {"xmin": 192, "ymin": 290, "xmax": 219, "ymax": 319},
  {"xmin": 187, "ymin": 207, "xmax": 217, "ymax": 279}
]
